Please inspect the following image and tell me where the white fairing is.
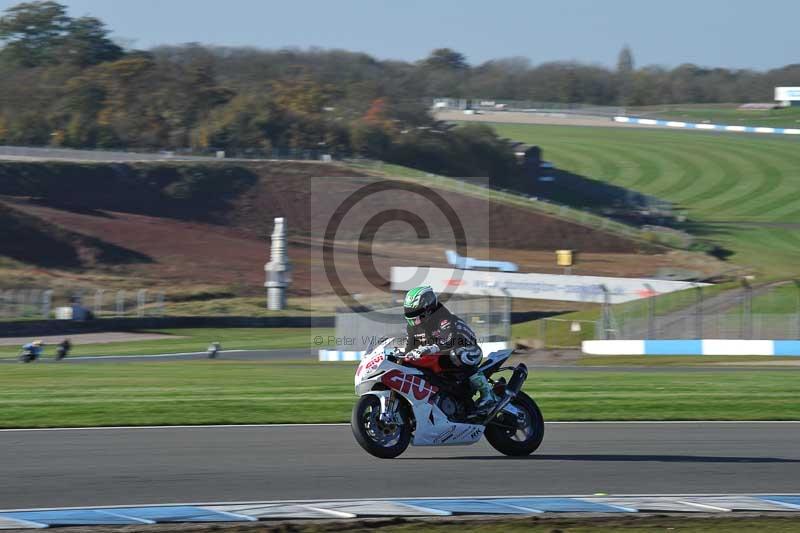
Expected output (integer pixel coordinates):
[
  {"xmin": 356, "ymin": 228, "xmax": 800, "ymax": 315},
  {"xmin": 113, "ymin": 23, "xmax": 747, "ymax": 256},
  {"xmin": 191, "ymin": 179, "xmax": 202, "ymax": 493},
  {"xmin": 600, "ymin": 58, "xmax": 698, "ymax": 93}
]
[{"xmin": 354, "ymin": 338, "xmax": 485, "ymax": 447}]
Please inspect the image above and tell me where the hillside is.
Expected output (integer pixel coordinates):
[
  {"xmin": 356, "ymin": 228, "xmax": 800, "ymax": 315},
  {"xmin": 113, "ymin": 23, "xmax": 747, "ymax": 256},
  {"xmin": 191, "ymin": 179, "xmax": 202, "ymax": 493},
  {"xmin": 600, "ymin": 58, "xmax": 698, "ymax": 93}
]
[
  {"xmin": 0, "ymin": 201, "xmax": 151, "ymax": 268},
  {"xmin": 0, "ymin": 160, "xmax": 716, "ymax": 303},
  {"xmin": 482, "ymin": 122, "xmax": 800, "ymax": 278}
]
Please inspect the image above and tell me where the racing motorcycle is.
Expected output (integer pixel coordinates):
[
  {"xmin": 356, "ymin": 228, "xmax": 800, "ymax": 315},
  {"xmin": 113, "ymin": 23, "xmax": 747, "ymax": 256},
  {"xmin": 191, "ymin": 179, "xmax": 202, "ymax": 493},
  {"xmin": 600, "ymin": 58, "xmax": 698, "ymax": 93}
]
[
  {"xmin": 351, "ymin": 337, "xmax": 544, "ymax": 459},
  {"xmin": 18, "ymin": 348, "xmax": 39, "ymax": 363}
]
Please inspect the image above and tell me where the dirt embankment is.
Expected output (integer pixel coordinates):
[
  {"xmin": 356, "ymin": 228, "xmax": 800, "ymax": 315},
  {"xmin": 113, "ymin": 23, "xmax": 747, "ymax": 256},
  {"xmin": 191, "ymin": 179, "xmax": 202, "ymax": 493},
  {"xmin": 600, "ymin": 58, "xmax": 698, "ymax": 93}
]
[{"xmin": 0, "ymin": 160, "xmax": 673, "ymax": 294}]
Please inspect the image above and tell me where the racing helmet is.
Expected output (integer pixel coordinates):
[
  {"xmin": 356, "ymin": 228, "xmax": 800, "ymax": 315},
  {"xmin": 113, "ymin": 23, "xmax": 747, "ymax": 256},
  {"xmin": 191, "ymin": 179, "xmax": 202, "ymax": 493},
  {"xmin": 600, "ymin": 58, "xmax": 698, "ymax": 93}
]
[
  {"xmin": 403, "ymin": 286, "xmax": 438, "ymax": 326},
  {"xmin": 31, "ymin": 340, "xmax": 43, "ymax": 347}
]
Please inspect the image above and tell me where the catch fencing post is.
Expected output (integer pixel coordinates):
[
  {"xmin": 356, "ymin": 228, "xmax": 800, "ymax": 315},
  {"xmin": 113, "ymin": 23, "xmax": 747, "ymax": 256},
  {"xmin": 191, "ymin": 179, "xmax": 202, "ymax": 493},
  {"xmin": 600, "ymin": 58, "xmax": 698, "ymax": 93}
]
[
  {"xmin": 116, "ymin": 290, "xmax": 125, "ymax": 317},
  {"xmin": 740, "ymin": 277, "xmax": 754, "ymax": 340},
  {"xmin": 795, "ymin": 280, "xmax": 800, "ymax": 338},
  {"xmin": 42, "ymin": 289, "xmax": 53, "ymax": 319},
  {"xmin": 600, "ymin": 285, "xmax": 612, "ymax": 339},
  {"xmin": 137, "ymin": 289, "xmax": 148, "ymax": 317},
  {"xmin": 645, "ymin": 283, "xmax": 656, "ymax": 339},
  {"xmin": 503, "ymin": 293, "xmax": 511, "ymax": 343},
  {"xmin": 156, "ymin": 292, "xmax": 165, "ymax": 317},
  {"xmin": 694, "ymin": 284, "xmax": 703, "ymax": 339},
  {"xmin": 3, "ymin": 289, "xmax": 13, "ymax": 318},
  {"xmin": 94, "ymin": 289, "xmax": 105, "ymax": 317},
  {"xmin": 540, "ymin": 319, "xmax": 547, "ymax": 346}
]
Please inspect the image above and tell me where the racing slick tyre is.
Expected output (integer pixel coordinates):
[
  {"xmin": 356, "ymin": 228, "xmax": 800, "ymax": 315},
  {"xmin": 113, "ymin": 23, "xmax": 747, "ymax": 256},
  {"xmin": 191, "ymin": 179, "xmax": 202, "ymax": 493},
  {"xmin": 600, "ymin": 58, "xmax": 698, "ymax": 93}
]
[
  {"xmin": 351, "ymin": 394, "xmax": 412, "ymax": 459},
  {"xmin": 484, "ymin": 391, "xmax": 544, "ymax": 456}
]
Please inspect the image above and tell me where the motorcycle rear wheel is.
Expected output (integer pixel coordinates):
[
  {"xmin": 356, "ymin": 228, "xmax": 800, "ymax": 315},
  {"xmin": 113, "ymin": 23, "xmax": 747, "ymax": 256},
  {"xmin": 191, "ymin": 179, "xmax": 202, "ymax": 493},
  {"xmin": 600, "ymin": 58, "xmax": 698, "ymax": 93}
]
[
  {"xmin": 351, "ymin": 394, "xmax": 412, "ymax": 459},
  {"xmin": 484, "ymin": 392, "xmax": 544, "ymax": 456}
]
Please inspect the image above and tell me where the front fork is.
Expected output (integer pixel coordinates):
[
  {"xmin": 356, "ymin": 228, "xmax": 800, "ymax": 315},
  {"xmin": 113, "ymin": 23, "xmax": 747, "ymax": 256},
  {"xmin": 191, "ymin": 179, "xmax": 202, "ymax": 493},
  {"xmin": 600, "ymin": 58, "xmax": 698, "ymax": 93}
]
[{"xmin": 378, "ymin": 391, "xmax": 402, "ymax": 425}]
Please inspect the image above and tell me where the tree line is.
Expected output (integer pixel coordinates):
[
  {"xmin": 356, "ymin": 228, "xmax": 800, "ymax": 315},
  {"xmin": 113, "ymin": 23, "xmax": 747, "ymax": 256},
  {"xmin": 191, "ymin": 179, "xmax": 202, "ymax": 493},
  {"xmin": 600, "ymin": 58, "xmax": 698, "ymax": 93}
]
[{"xmin": 1, "ymin": 2, "xmax": 798, "ymax": 179}]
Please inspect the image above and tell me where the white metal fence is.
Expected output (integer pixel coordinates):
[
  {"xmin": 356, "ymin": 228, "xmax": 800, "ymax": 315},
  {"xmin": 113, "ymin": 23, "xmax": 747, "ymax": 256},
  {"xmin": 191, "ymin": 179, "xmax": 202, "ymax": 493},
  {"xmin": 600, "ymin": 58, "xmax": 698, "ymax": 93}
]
[{"xmin": 0, "ymin": 288, "xmax": 166, "ymax": 320}]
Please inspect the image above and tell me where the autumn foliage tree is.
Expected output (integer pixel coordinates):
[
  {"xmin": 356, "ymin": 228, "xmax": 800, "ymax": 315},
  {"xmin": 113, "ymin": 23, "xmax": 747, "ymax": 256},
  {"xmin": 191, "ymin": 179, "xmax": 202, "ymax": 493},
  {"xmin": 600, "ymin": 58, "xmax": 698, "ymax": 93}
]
[{"xmin": 3, "ymin": 1, "xmax": 798, "ymax": 179}]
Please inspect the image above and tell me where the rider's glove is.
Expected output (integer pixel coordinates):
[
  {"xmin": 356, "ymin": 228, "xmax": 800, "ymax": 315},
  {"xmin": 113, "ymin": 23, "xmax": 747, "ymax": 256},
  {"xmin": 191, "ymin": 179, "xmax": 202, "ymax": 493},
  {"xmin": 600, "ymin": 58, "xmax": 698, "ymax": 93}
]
[
  {"xmin": 405, "ymin": 344, "xmax": 440, "ymax": 360},
  {"xmin": 405, "ymin": 348, "xmax": 423, "ymax": 360}
]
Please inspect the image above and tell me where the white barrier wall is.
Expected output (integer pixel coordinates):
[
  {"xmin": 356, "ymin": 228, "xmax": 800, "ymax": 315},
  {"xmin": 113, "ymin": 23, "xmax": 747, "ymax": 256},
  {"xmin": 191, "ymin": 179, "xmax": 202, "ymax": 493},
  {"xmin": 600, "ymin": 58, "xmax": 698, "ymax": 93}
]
[
  {"xmin": 391, "ymin": 267, "xmax": 707, "ymax": 304},
  {"xmin": 319, "ymin": 341, "xmax": 511, "ymax": 362},
  {"xmin": 614, "ymin": 116, "xmax": 800, "ymax": 135},
  {"xmin": 583, "ymin": 340, "xmax": 800, "ymax": 356}
]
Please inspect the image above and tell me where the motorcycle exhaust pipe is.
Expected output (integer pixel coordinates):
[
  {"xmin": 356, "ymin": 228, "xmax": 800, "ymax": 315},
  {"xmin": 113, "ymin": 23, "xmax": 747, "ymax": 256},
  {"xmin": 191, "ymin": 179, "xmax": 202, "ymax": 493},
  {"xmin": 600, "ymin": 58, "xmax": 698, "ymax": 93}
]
[{"xmin": 482, "ymin": 363, "xmax": 528, "ymax": 424}]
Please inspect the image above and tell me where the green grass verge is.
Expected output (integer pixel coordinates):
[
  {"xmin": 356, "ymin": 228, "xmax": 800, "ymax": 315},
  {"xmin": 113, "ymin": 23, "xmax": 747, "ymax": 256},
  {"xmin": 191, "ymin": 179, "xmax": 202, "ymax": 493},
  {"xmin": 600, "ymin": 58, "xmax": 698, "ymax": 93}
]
[
  {"xmin": 750, "ymin": 283, "xmax": 800, "ymax": 314},
  {"xmin": 1, "ymin": 361, "xmax": 797, "ymax": 428},
  {"xmin": 480, "ymin": 122, "xmax": 800, "ymax": 278},
  {"xmin": 0, "ymin": 327, "xmax": 331, "ymax": 359}
]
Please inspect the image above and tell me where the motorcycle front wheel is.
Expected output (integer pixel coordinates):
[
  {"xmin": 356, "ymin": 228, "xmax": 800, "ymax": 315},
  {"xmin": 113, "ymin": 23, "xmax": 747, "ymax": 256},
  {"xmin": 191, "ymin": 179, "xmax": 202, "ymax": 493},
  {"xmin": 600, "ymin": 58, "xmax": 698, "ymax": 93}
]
[
  {"xmin": 351, "ymin": 394, "xmax": 412, "ymax": 459},
  {"xmin": 484, "ymin": 391, "xmax": 544, "ymax": 456}
]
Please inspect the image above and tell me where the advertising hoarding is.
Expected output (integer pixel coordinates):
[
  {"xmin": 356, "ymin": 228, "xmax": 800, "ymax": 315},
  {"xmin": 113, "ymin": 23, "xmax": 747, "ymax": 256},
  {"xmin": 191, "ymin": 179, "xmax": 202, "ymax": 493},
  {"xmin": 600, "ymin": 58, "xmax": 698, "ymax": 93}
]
[
  {"xmin": 775, "ymin": 87, "xmax": 800, "ymax": 101},
  {"xmin": 391, "ymin": 267, "xmax": 708, "ymax": 304}
]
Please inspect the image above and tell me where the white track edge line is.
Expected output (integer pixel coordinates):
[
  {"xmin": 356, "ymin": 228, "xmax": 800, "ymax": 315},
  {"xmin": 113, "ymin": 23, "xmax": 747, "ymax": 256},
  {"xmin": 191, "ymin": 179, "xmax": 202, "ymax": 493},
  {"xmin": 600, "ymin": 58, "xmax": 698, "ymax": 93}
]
[
  {"xmin": 68, "ymin": 350, "xmax": 252, "ymax": 360},
  {"xmin": 95, "ymin": 510, "xmax": 156, "ymax": 524},
  {"xmin": 676, "ymin": 500, "xmax": 731, "ymax": 512}
]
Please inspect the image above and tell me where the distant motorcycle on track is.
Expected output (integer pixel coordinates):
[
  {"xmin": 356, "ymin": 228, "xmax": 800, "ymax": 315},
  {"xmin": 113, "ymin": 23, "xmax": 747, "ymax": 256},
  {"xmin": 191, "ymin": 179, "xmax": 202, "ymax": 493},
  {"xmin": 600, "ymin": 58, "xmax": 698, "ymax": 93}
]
[
  {"xmin": 207, "ymin": 342, "xmax": 221, "ymax": 359},
  {"xmin": 18, "ymin": 341, "xmax": 44, "ymax": 363},
  {"xmin": 18, "ymin": 348, "xmax": 38, "ymax": 363},
  {"xmin": 351, "ymin": 337, "xmax": 544, "ymax": 459},
  {"xmin": 55, "ymin": 339, "xmax": 71, "ymax": 361}
]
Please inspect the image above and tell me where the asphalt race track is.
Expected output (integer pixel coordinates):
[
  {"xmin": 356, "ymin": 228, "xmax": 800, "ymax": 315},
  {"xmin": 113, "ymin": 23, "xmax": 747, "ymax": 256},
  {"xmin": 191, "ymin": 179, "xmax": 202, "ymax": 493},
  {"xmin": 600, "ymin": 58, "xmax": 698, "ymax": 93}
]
[{"xmin": 2, "ymin": 422, "xmax": 799, "ymax": 509}]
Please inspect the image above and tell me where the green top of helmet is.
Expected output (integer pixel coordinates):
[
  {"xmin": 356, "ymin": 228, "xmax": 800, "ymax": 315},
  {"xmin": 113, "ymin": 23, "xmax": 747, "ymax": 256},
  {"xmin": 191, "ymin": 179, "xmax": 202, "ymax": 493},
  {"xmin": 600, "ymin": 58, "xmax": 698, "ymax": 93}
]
[{"xmin": 403, "ymin": 286, "xmax": 438, "ymax": 325}]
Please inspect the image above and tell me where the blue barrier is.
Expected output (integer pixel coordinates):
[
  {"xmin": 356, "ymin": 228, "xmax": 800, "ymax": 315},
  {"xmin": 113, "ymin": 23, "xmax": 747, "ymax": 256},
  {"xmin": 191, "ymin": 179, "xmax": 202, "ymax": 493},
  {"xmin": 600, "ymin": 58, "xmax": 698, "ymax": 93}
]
[
  {"xmin": 584, "ymin": 339, "xmax": 800, "ymax": 356},
  {"xmin": 644, "ymin": 340, "xmax": 703, "ymax": 355},
  {"xmin": 614, "ymin": 116, "xmax": 800, "ymax": 135},
  {"xmin": 773, "ymin": 341, "xmax": 800, "ymax": 357}
]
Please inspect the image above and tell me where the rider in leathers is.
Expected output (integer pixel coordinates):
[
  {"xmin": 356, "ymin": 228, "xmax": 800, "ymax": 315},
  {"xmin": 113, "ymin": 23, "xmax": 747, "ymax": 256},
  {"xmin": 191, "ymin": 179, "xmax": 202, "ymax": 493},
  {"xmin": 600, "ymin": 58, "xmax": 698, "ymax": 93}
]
[{"xmin": 402, "ymin": 286, "xmax": 498, "ymax": 414}]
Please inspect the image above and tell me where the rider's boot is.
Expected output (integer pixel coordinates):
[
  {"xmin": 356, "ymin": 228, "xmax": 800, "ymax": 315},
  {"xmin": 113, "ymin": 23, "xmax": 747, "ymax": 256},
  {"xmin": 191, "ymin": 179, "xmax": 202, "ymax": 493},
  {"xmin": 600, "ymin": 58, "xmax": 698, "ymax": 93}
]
[{"xmin": 469, "ymin": 372, "xmax": 498, "ymax": 416}]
